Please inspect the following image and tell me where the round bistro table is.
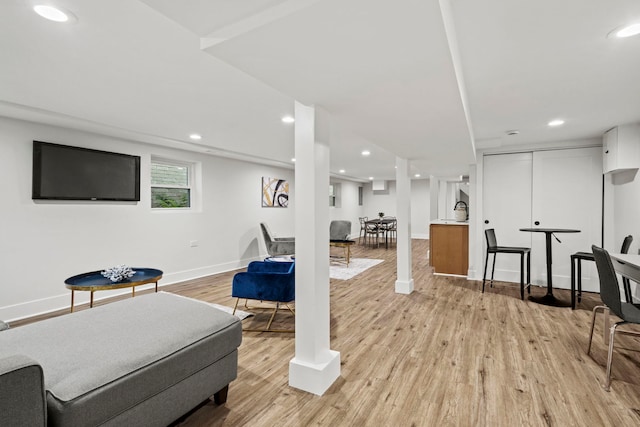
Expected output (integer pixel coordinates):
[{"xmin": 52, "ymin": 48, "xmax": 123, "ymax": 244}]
[
  {"xmin": 519, "ymin": 228, "xmax": 580, "ymax": 307},
  {"xmin": 65, "ymin": 268, "xmax": 163, "ymax": 312}
]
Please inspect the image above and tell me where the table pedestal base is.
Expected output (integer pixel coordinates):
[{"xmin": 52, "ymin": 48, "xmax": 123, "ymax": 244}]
[{"xmin": 528, "ymin": 293, "xmax": 571, "ymax": 307}]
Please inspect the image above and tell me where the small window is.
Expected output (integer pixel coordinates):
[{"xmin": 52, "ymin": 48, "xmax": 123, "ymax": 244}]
[
  {"xmin": 358, "ymin": 186, "xmax": 363, "ymax": 206},
  {"xmin": 329, "ymin": 183, "xmax": 341, "ymax": 207},
  {"xmin": 329, "ymin": 184, "xmax": 336, "ymax": 207},
  {"xmin": 151, "ymin": 159, "xmax": 192, "ymax": 208}
]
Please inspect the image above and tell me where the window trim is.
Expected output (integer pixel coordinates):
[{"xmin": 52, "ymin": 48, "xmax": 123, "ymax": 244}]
[{"xmin": 150, "ymin": 157, "xmax": 194, "ymax": 210}]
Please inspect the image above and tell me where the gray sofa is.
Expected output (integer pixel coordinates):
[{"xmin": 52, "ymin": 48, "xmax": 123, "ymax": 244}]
[{"xmin": 0, "ymin": 292, "xmax": 242, "ymax": 426}]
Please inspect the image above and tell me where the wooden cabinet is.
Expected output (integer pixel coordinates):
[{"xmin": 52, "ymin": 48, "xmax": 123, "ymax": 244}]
[
  {"xmin": 430, "ymin": 223, "xmax": 468, "ymax": 276},
  {"xmin": 603, "ymin": 124, "xmax": 640, "ymax": 174}
]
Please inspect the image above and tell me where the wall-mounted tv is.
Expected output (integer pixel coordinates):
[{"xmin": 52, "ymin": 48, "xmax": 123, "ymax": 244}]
[{"xmin": 32, "ymin": 141, "xmax": 141, "ymax": 201}]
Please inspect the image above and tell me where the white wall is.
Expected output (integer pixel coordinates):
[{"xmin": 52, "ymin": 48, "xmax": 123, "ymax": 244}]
[
  {"xmin": 0, "ymin": 116, "xmax": 295, "ymax": 320},
  {"xmin": 329, "ymin": 178, "xmax": 365, "ymax": 238},
  {"xmin": 410, "ymin": 179, "xmax": 430, "ymax": 238},
  {"xmin": 362, "ymin": 180, "xmax": 431, "ymax": 239},
  {"xmin": 607, "ymin": 170, "xmax": 640, "ymax": 299}
]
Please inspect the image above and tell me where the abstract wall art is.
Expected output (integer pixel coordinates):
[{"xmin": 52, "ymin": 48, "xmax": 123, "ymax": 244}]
[{"xmin": 262, "ymin": 177, "xmax": 289, "ymax": 207}]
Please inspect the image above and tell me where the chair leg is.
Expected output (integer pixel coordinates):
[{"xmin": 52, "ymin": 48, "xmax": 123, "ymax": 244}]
[
  {"xmin": 232, "ymin": 298, "xmax": 240, "ymax": 315},
  {"xmin": 527, "ymin": 252, "xmax": 531, "ymax": 293},
  {"xmin": 570, "ymin": 256, "xmax": 576, "ymax": 310},
  {"xmin": 520, "ymin": 253, "xmax": 525, "ymax": 300},
  {"xmin": 490, "ymin": 253, "xmax": 497, "ymax": 288},
  {"xmin": 266, "ymin": 303, "xmax": 279, "ymax": 331},
  {"xmin": 603, "ymin": 322, "xmax": 621, "ymax": 392},
  {"xmin": 482, "ymin": 251, "xmax": 490, "ymax": 293},
  {"xmin": 587, "ymin": 305, "xmax": 608, "ymax": 355},
  {"xmin": 577, "ymin": 258, "xmax": 583, "ymax": 303}
]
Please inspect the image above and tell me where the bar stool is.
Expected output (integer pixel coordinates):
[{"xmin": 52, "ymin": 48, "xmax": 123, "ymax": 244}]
[
  {"xmin": 570, "ymin": 235, "xmax": 632, "ymax": 310},
  {"xmin": 482, "ymin": 228, "xmax": 531, "ymax": 300}
]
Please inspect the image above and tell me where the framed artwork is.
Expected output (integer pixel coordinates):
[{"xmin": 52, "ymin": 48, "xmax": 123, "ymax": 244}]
[{"xmin": 262, "ymin": 177, "xmax": 289, "ymax": 207}]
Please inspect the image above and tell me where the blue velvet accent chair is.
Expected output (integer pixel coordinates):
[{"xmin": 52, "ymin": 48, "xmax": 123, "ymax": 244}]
[{"xmin": 232, "ymin": 261, "xmax": 295, "ymax": 332}]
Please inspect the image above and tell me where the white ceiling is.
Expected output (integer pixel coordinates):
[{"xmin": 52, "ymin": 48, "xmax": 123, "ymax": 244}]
[{"xmin": 1, "ymin": 0, "xmax": 639, "ymax": 181}]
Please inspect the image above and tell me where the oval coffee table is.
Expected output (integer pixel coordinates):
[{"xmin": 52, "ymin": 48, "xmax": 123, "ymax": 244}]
[{"xmin": 65, "ymin": 268, "xmax": 163, "ymax": 312}]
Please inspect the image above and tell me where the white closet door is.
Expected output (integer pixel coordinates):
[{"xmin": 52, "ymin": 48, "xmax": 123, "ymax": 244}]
[
  {"xmin": 483, "ymin": 152, "xmax": 533, "ymax": 283},
  {"xmin": 531, "ymin": 148, "xmax": 603, "ymax": 291}
]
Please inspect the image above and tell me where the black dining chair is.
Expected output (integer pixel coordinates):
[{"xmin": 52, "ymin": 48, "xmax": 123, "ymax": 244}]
[
  {"xmin": 571, "ymin": 235, "xmax": 632, "ymax": 309},
  {"xmin": 364, "ymin": 218, "xmax": 382, "ymax": 246},
  {"xmin": 358, "ymin": 217, "xmax": 368, "ymax": 244},
  {"xmin": 482, "ymin": 228, "xmax": 531, "ymax": 300},
  {"xmin": 383, "ymin": 216, "xmax": 397, "ymax": 245},
  {"xmin": 587, "ymin": 245, "xmax": 640, "ymax": 391}
]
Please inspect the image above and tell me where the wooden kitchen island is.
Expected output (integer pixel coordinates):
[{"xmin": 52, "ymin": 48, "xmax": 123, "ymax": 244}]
[{"xmin": 429, "ymin": 220, "xmax": 468, "ymax": 276}]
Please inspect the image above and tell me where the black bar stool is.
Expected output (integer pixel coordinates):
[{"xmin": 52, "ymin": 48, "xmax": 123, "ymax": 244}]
[
  {"xmin": 482, "ymin": 228, "xmax": 531, "ymax": 300},
  {"xmin": 570, "ymin": 235, "xmax": 632, "ymax": 310}
]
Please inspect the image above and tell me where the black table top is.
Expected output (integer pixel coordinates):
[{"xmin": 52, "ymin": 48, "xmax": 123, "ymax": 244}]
[
  {"xmin": 519, "ymin": 228, "xmax": 581, "ymax": 233},
  {"xmin": 366, "ymin": 218, "xmax": 395, "ymax": 224},
  {"xmin": 65, "ymin": 268, "xmax": 163, "ymax": 289}
]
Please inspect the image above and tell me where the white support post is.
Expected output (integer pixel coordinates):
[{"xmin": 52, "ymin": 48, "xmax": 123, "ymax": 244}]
[
  {"xmin": 289, "ymin": 101, "xmax": 340, "ymax": 396},
  {"xmin": 395, "ymin": 157, "xmax": 414, "ymax": 294}
]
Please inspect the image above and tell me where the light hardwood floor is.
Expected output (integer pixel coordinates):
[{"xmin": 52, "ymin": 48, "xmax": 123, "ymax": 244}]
[{"xmin": 12, "ymin": 239, "xmax": 640, "ymax": 426}]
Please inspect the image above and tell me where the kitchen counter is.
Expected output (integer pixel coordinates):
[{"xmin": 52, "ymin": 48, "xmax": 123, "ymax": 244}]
[{"xmin": 430, "ymin": 219, "xmax": 469, "ymax": 225}]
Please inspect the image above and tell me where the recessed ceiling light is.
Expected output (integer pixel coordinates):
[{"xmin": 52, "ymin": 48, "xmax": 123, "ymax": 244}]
[
  {"xmin": 33, "ymin": 5, "xmax": 75, "ymax": 22},
  {"xmin": 339, "ymin": 169, "xmax": 345, "ymax": 173},
  {"xmin": 369, "ymin": 177, "xmax": 374, "ymax": 180},
  {"xmin": 189, "ymin": 133, "xmax": 202, "ymax": 140},
  {"xmin": 361, "ymin": 150, "xmax": 371, "ymax": 156},
  {"xmin": 609, "ymin": 22, "xmax": 640, "ymax": 38},
  {"xmin": 281, "ymin": 116, "xmax": 295, "ymax": 124},
  {"xmin": 415, "ymin": 174, "xmax": 421, "ymax": 178},
  {"xmin": 291, "ymin": 158, "xmax": 296, "ymax": 162},
  {"xmin": 548, "ymin": 119, "xmax": 565, "ymax": 127}
]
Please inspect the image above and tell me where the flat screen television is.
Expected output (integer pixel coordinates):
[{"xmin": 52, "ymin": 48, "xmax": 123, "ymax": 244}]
[{"xmin": 32, "ymin": 141, "xmax": 141, "ymax": 201}]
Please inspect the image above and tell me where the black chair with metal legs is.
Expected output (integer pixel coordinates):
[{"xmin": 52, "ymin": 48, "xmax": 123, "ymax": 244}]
[
  {"xmin": 482, "ymin": 228, "xmax": 531, "ymax": 300},
  {"xmin": 571, "ymin": 235, "xmax": 632, "ymax": 310},
  {"xmin": 587, "ymin": 245, "xmax": 640, "ymax": 391}
]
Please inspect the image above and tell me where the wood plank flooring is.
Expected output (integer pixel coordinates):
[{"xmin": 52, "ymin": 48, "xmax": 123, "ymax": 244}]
[{"xmin": 11, "ymin": 239, "xmax": 640, "ymax": 426}]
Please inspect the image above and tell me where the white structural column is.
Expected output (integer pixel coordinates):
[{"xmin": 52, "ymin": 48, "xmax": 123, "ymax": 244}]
[
  {"xmin": 289, "ymin": 101, "xmax": 340, "ymax": 395},
  {"xmin": 395, "ymin": 157, "xmax": 414, "ymax": 294}
]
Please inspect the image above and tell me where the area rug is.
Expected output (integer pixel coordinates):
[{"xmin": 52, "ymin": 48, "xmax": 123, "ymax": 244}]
[
  {"xmin": 208, "ymin": 302, "xmax": 253, "ymax": 321},
  {"xmin": 160, "ymin": 292, "xmax": 253, "ymax": 320},
  {"xmin": 330, "ymin": 258, "xmax": 383, "ymax": 280}
]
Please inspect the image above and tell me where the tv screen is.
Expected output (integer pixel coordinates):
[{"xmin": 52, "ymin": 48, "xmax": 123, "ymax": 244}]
[{"xmin": 32, "ymin": 141, "xmax": 141, "ymax": 201}]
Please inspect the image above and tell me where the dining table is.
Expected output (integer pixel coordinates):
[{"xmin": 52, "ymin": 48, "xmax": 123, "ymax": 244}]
[
  {"xmin": 365, "ymin": 218, "xmax": 395, "ymax": 248},
  {"xmin": 519, "ymin": 227, "xmax": 581, "ymax": 307}
]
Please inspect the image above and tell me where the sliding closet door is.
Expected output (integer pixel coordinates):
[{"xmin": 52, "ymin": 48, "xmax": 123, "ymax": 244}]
[
  {"xmin": 531, "ymin": 147, "xmax": 603, "ymax": 291},
  {"xmin": 483, "ymin": 152, "xmax": 533, "ymax": 283}
]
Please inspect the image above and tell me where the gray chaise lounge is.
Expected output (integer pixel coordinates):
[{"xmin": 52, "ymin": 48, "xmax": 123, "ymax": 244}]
[{"xmin": 0, "ymin": 292, "xmax": 242, "ymax": 426}]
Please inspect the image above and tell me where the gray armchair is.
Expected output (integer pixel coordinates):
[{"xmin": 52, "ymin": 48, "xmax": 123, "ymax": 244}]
[
  {"xmin": 330, "ymin": 220, "xmax": 352, "ymax": 241},
  {"xmin": 260, "ymin": 223, "xmax": 295, "ymax": 256}
]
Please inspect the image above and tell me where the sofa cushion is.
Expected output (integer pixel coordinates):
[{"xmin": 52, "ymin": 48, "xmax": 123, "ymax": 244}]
[{"xmin": 0, "ymin": 292, "xmax": 242, "ymax": 425}]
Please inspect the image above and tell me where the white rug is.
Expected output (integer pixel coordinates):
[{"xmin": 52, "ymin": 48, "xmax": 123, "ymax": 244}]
[
  {"xmin": 160, "ymin": 292, "xmax": 254, "ymax": 320},
  {"xmin": 208, "ymin": 302, "xmax": 253, "ymax": 321},
  {"xmin": 330, "ymin": 258, "xmax": 384, "ymax": 280}
]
